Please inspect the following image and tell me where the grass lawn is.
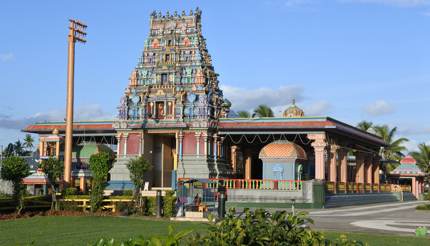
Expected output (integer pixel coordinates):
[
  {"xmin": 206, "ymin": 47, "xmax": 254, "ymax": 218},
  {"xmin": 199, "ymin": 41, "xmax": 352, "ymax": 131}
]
[
  {"xmin": 323, "ymin": 231, "xmax": 430, "ymax": 246},
  {"xmin": 0, "ymin": 216, "xmax": 429, "ymax": 246},
  {"xmin": 0, "ymin": 216, "xmax": 206, "ymax": 246}
]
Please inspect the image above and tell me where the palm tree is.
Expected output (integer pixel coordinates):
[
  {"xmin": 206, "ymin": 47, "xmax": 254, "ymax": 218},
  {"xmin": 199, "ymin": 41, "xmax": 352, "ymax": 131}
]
[
  {"xmin": 410, "ymin": 143, "xmax": 430, "ymax": 176},
  {"xmin": 252, "ymin": 105, "xmax": 274, "ymax": 118},
  {"xmin": 373, "ymin": 125, "xmax": 409, "ymax": 173},
  {"xmin": 236, "ymin": 111, "xmax": 250, "ymax": 118},
  {"xmin": 357, "ymin": 121, "xmax": 373, "ymax": 132},
  {"xmin": 23, "ymin": 134, "xmax": 34, "ymax": 152},
  {"xmin": 14, "ymin": 141, "xmax": 24, "ymax": 156}
]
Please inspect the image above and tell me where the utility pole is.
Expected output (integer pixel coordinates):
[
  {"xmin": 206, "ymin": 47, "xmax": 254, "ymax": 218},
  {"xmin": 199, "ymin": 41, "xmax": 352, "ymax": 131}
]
[{"xmin": 64, "ymin": 19, "xmax": 87, "ymax": 186}]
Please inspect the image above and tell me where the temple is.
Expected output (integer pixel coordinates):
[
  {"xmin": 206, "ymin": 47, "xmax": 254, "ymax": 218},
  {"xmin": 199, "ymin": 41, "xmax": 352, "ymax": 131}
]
[{"xmin": 23, "ymin": 9, "xmax": 418, "ymax": 208}]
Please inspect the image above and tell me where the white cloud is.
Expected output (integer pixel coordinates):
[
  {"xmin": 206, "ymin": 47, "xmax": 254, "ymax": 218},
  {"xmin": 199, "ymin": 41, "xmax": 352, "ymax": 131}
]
[
  {"xmin": 340, "ymin": 0, "xmax": 430, "ymax": 7},
  {"xmin": 222, "ymin": 85, "xmax": 304, "ymax": 111},
  {"xmin": 365, "ymin": 100, "xmax": 394, "ymax": 116},
  {"xmin": 404, "ymin": 139, "xmax": 419, "ymax": 152},
  {"xmin": 304, "ymin": 100, "xmax": 331, "ymax": 116},
  {"xmin": 0, "ymin": 52, "xmax": 15, "ymax": 62},
  {"xmin": 0, "ymin": 104, "xmax": 113, "ymax": 130}
]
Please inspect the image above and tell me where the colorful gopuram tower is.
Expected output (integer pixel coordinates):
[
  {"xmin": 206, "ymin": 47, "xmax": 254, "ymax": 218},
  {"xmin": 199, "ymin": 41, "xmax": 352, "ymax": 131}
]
[{"xmin": 109, "ymin": 9, "xmax": 231, "ymax": 190}]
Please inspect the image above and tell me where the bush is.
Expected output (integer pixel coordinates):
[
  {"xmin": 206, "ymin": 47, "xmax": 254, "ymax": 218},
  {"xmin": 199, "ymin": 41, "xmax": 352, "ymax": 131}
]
[
  {"xmin": 163, "ymin": 191, "xmax": 176, "ymax": 217},
  {"xmin": 416, "ymin": 204, "xmax": 430, "ymax": 210},
  {"xmin": 143, "ymin": 197, "xmax": 156, "ymax": 216},
  {"xmin": 91, "ymin": 209, "xmax": 366, "ymax": 246},
  {"xmin": 92, "ymin": 226, "xmax": 191, "ymax": 246},
  {"xmin": 116, "ymin": 202, "xmax": 135, "ymax": 216},
  {"xmin": 59, "ymin": 201, "xmax": 81, "ymax": 212},
  {"xmin": 122, "ymin": 190, "xmax": 133, "ymax": 196},
  {"xmin": 64, "ymin": 187, "xmax": 78, "ymax": 196},
  {"xmin": 422, "ymin": 192, "xmax": 430, "ymax": 200}
]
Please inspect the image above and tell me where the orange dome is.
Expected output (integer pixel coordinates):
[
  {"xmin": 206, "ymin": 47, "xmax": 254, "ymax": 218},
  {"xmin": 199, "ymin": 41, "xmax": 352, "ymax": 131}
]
[{"xmin": 259, "ymin": 140, "xmax": 307, "ymax": 160}]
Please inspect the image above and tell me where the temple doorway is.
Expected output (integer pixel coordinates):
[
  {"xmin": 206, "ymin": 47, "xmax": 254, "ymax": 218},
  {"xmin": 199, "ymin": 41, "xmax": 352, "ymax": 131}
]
[{"xmin": 152, "ymin": 134, "xmax": 176, "ymax": 188}]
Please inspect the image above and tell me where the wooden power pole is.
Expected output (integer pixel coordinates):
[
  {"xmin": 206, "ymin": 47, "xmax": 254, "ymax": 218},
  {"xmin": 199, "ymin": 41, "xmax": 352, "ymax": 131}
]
[{"xmin": 64, "ymin": 19, "xmax": 87, "ymax": 185}]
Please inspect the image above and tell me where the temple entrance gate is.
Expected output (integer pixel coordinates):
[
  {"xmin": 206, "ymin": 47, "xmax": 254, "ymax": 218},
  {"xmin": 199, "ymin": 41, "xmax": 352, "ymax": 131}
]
[{"xmin": 151, "ymin": 134, "xmax": 176, "ymax": 188}]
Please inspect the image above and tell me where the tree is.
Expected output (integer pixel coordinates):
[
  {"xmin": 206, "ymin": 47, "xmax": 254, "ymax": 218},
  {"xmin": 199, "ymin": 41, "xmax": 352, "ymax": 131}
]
[
  {"xmin": 89, "ymin": 151, "xmax": 112, "ymax": 212},
  {"xmin": 410, "ymin": 143, "xmax": 430, "ymax": 184},
  {"xmin": 14, "ymin": 141, "xmax": 24, "ymax": 156},
  {"xmin": 373, "ymin": 125, "xmax": 409, "ymax": 173},
  {"xmin": 23, "ymin": 134, "xmax": 34, "ymax": 152},
  {"xmin": 357, "ymin": 121, "xmax": 373, "ymax": 132},
  {"xmin": 0, "ymin": 156, "xmax": 30, "ymax": 214},
  {"xmin": 127, "ymin": 156, "xmax": 151, "ymax": 213},
  {"xmin": 252, "ymin": 104, "xmax": 274, "ymax": 118},
  {"xmin": 236, "ymin": 111, "xmax": 250, "ymax": 118},
  {"xmin": 3, "ymin": 143, "xmax": 15, "ymax": 157},
  {"xmin": 40, "ymin": 157, "xmax": 63, "ymax": 210}
]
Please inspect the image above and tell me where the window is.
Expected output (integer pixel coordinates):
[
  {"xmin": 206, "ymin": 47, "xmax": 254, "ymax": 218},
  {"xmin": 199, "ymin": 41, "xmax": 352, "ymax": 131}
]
[{"xmin": 161, "ymin": 73, "xmax": 168, "ymax": 84}]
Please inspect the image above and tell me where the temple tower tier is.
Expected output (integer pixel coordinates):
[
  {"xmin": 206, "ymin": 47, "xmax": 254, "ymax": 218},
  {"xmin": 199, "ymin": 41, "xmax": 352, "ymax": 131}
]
[{"xmin": 109, "ymin": 9, "xmax": 232, "ymax": 190}]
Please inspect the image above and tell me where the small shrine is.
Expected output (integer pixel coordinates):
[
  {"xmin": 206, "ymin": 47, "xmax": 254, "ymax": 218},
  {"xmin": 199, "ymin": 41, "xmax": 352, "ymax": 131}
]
[
  {"xmin": 390, "ymin": 155, "xmax": 425, "ymax": 199},
  {"xmin": 259, "ymin": 140, "xmax": 307, "ymax": 180},
  {"xmin": 283, "ymin": 99, "xmax": 304, "ymax": 118},
  {"xmin": 22, "ymin": 168, "xmax": 49, "ymax": 195}
]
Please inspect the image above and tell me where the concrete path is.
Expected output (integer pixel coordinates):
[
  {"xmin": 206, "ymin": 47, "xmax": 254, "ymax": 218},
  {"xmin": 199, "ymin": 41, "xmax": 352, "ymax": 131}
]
[{"xmin": 306, "ymin": 201, "xmax": 430, "ymax": 235}]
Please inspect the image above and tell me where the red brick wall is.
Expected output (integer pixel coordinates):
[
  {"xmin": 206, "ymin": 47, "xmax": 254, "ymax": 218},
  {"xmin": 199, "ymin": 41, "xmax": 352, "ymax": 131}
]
[
  {"xmin": 183, "ymin": 132, "xmax": 196, "ymax": 155},
  {"xmin": 127, "ymin": 133, "xmax": 141, "ymax": 155}
]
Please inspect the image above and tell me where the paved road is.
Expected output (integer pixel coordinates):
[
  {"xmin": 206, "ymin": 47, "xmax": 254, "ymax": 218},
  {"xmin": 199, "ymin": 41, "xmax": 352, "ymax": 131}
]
[{"xmin": 305, "ymin": 201, "xmax": 430, "ymax": 235}]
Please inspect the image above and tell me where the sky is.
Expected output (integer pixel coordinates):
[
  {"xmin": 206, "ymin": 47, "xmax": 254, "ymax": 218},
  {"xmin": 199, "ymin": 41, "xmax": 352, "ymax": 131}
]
[{"xmin": 0, "ymin": 0, "xmax": 430, "ymax": 152}]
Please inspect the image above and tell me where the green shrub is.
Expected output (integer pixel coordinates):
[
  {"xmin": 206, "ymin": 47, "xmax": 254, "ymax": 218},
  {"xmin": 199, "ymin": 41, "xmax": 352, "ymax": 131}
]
[
  {"xmin": 143, "ymin": 197, "xmax": 156, "ymax": 216},
  {"xmin": 416, "ymin": 204, "xmax": 430, "ymax": 210},
  {"xmin": 163, "ymin": 191, "xmax": 176, "ymax": 217},
  {"xmin": 0, "ymin": 192, "xmax": 12, "ymax": 199},
  {"xmin": 92, "ymin": 225, "xmax": 191, "ymax": 246},
  {"xmin": 64, "ymin": 187, "xmax": 78, "ymax": 196},
  {"xmin": 122, "ymin": 190, "xmax": 133, "ymax": 196},
  {"xmin": 422, "ymin": 192, "xmax": 430, "ymax": 201},
  {"xmin": 59, "ymin": 201, "xmax": 81, "ymax": 211},
  {"xmin": 90, "ymin": 209, "xmax": 366, "ymax": 246},
  {"xmin": 116, "ymin": 202, "xmax": 135, "ymax": 216}
]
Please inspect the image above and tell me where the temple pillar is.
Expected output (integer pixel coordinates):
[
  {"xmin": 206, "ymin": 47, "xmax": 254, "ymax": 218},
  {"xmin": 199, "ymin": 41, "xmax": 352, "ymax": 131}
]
[
  {"xmin": 308, "ymin": 134, "xmax": 327, "ymax": 181},
  {"xmin": 373, "ymin": 157, "xmax": 380, "ymax": 192},
  {"xmin": 55, "ymin": 141, "xmax": 60, "ymax": 158},
  {"xmin": 213, "ymin": 134, "xmax": 218, "ymax": 159},
  {"xmin": 203, "ymin": 133, "xmax": 208, "ymax": 156},
  {"xmin": 365, "ymin": 155, "xmax": 373, "ymax": 192},
  {"xmin": 231, "ymin": 146, "xmax": 238, "ymax": 174},
  {"xmin": 355, "ymin": 153, "xmax": 365, "ymax": 192},
  {"xmin": 79, "ymin": 176, "xmax": 86, "ymax": 193},
  {"xmin": 329, "ymin": 145, "xmax": 338, "ymax": 183},
  {"xmin": 339, "ymin": 149, "xmax": 348, "ymax": 183},
  {"xmin": 412, "ymin": 177, "xmax": 417, "ymax": 198},
  {"xmin": 178, "ymin": 131, "xmax": 183, "ymax": 161},
  {"xmin": 329, "ymin": 145, "xmax": 338, "ymax": 193},
  {"xmin": 116, "ymin": 134, "xmax": 121, "ymax": 157},
  {"xmin": 245, "ymin": 149, "xmax": 252, "ymax": 180},
  {"xmin": 195, "ymin": 132, "xmax": 201, "ymax": 156},
  {"xmin": 39, "ymin": 138, "xmax": 44, "ymax": 157},
  {"xmin": 123, "ymin": 134, "xmax": 128, "ymax": 156}
]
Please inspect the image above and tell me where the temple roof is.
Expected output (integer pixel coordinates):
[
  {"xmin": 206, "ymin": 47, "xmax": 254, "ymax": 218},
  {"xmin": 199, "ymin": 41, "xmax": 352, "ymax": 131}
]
[
  {"xmin": 218, "ymin": 116, "xmax": 385, "ymax": 147},
  {"xmin": 22, "ymin": 169, "xmax": 48, "ymax": 185},
  {"xmin": 23, "ymin": 120, "xmax": 115, "ymax": 134},
  {"xmin": 23, "ymin": 116, "xmax": 385, "ymax": 148},
  {"xmin": 259, "ymin": 140, "xmax": 307, "ymax": 160},
  {"xmin": 391, "ymin": 155, "xmax": 425, "ymax": 177}
]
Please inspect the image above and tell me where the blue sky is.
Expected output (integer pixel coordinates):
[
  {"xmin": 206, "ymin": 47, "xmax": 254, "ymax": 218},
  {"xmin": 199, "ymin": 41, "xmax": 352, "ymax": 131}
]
[{"xmin": 1, "ymin": 0, "xmax": 430, "ymax": 151}]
